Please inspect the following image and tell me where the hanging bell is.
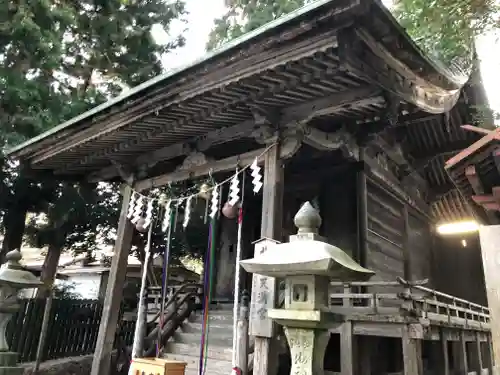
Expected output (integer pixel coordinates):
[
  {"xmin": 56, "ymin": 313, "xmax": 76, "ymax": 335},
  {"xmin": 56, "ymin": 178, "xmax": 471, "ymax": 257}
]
[
  {"xmin": 135, "ymin": 217, "xmax": 148, "ymax": 233},
  {"xmin": 222, "ymin": 201, "xmax": 239, "ymax": 219},
  {"xmin": 198, "ymin": 182, "xmax": 211, "ymax": 200}
]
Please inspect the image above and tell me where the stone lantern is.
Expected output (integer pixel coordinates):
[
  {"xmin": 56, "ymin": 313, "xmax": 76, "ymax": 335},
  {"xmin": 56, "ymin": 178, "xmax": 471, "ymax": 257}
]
[
  {"xmin": 240, "ymin": 202, "xmax": 375, "ymax": 375},
  {"xmin": 0, "ymin": 250, "xmax": 43, "ymax": 374}
]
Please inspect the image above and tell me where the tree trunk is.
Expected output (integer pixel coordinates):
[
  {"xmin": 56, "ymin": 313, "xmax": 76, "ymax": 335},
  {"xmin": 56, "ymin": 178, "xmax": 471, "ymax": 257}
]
[
  {"xmin": 36, "ymin": 244, "xmax": 63, "ymax": 299},
  {"xmin": 0, "ymin": 206, "xmax": 27, "ymax": 263}
]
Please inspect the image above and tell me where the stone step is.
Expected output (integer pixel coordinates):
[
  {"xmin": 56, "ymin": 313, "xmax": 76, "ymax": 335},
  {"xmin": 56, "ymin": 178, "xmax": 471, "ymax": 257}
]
[
  {"xmin": 173, "ymin": 331, "xmax": 233, "ymax": 346},
  {"xmin": 189, "ymin": 312, "xmax": 234, "ymax": 323},
  {"xmin": 165, "ymin": 342, "xmax": 233, "ymax": 361},
  {"xmin": 162, "ymin": 353, "xmax": 232, "ymax": 375},
  {"xmin": 180, "ymin": 321, "xmax": 233, "ymax": 334}
]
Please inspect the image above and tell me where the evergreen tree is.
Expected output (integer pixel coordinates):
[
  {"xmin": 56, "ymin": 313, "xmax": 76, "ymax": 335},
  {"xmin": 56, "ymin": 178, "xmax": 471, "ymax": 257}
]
[
  {"xmin": 0, "ymin": 0, "xmax": 186, "ymax": 290},
  {"xmin": 207, "ymin": 0, "xmax": 499, "ymax": 75},
  {"xmin": 392, "ymin": 0, "xmax": 499, "ymax": 75},
  {"xmin": 206, "ymin": 0, "xmax": 311, "ymax": 51}
]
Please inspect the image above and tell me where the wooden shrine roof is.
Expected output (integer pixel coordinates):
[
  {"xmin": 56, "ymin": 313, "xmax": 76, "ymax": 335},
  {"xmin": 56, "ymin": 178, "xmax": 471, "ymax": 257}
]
[
  {"xmin": 6, "ymin": 0, "xmax": 491, "ymax": 223},
  {"xmin": 445, "ymin": 126, "xmax": 500, "ymax": 224}
]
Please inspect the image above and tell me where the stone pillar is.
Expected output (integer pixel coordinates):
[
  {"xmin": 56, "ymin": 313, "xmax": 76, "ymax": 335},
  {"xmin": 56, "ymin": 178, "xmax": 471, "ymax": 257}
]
[
  {"xmin": 479, "ymin": 225, "xmax": 500, "ymax": 375},
  {"xmin": 0, "ymin": 250, "xmax": 43, "ymax": 375},
  {"xmin": 285, "ymin": 327, "xmax": 330, "ymax": 375}
]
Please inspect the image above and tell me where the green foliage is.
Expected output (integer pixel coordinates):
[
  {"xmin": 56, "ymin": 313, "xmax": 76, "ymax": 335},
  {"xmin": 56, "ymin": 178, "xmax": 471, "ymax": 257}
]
[
  {"xmin": 207, "ymin": 0, "xmax": 499, "ymax": 80},
  {"xmin": 206, "ymin": 0, "xmax": 311, "ymax": 51},
  {"xmin": 53, "ymin": 282, "xmax": 82, "ymax": 300},
  {"xmin": 392, "ymin": 0, "xmax": 499, "ymax": 75},
  {"xmin": 0, "ymin": 0, "xmax": 187, "ymax": 263}
]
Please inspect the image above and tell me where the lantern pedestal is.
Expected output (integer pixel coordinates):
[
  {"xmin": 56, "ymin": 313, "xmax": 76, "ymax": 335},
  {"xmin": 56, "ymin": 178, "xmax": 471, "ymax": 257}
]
[
  {"xmin": 284, "ymin": 327, "xmax": 329, "ymax": 375},
  {"xmin": 0, "ymin": 250, "xmax": 43, "ymax": 375}
]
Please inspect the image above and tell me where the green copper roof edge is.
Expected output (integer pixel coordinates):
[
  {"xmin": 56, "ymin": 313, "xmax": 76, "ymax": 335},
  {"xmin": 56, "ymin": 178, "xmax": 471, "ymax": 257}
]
[
  {"xmin": 6, "ymin": 0, "xmax": 342, "ymax": 156},
  {"xmin": 7, "ymin": 0, "xmax": 468, "ymax": 157}
]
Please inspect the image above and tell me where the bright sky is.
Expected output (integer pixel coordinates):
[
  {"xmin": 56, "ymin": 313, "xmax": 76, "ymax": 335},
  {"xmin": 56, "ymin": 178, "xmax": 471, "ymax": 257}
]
[{"xmin": 152, "ymin": 0, "xmax": 500, "ymax": 124}]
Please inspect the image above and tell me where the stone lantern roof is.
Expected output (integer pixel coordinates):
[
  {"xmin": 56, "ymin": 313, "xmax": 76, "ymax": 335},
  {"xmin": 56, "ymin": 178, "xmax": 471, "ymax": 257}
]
[
  {"xmin": 240, "ymin": 202, "xmax": 374, "ymax": 280},
  {"xmin": 0, "ymin": 250, "xmax": 43, "ymax": 288}
]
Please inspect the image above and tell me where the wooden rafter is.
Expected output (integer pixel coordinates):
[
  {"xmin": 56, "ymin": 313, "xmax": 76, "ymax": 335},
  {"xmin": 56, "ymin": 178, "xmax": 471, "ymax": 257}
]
[
  {"xmin": 78, "ymin": 86, "xmax": 380, "ymax": 181},
  {"xmin": 466, "ymin": 166, "xmax": 500, "ymax": 224},
  {"xmin": 445, "ymin": 126, "xmax": 500, "ymax": 169}
]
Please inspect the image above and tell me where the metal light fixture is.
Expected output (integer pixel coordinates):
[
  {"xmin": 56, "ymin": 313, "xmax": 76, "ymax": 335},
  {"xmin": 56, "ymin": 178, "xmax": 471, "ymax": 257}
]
[{"xmin": 436, "ymin": 220, "xmax": 480, "ymax": 235}]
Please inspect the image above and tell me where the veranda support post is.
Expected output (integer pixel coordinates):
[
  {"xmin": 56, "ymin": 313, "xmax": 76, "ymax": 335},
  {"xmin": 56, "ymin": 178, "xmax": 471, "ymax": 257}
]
[
  {"xmin": 479, "ymin": 225, "xmax": 500, "ymax": 375},
  {"xmin": 253, "ymin": 142, "xmax": 283, "ymax": 375},
  {"xmin": 91, "ymin": 185, "xmax": 135, "ymax": 375}
]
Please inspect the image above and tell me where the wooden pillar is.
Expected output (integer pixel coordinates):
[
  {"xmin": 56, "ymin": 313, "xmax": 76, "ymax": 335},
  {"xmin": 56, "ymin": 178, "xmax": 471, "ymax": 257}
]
[
  {"xmin": 358, "ymin": 335, "xmax": 372, "ymax": 375},
  {"xmin": 402, "ymin": 326, "xmax": 423, "ymax": 375},
  {"xmin": 356, "ymin": 157, "xmax": 368, "ymax": 267},
  {"xmin": 91, "ymin": 186, "xmax": 134, "ymax": 375},
  {"xmin": 438, "ymin": 329, "xmax": 450, "ymax": 375},
  {"xmin": 402, "ymin": 204, "xmax": 411, "ymax": 281},
  {"xmin": 341, "ymin": 322, "xmax": 356, "ymax": 375},
  {"xmin": 479, "ymin": 225, "xmax": 500, "ymax": 375},
  {"xmin": 453, "ymin": 331, "xmax": 469, "ymax": 375},
  {"xmin": 489, "ymin": 333, "xmax": 495, "ymax": 375},
  {"xmin": 470, "ymin": 332, "xmax": 484, "ymax": 375},
  {"xmin": 253, "ymin": 143, "xmax": 283, "ymax": 375}
]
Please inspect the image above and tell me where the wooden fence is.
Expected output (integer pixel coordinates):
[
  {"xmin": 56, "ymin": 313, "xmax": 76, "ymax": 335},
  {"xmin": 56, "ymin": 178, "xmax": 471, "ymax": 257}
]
[{"xmin": 6, "ymin": 299, "xmax": 136, "ymax": 363}]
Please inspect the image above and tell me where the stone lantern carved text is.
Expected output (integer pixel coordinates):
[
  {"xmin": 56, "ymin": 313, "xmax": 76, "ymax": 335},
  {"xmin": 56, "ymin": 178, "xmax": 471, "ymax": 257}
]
[{"xmin": 249, "ymin": 238, "xmax": 280, "ymax": 337}]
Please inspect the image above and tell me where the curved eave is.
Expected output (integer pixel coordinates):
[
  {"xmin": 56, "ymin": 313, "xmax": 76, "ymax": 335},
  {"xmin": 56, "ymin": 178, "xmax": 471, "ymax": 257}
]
[{"xmin": 8, "ymin": 0, "xmax": 466, "ymax": 166}]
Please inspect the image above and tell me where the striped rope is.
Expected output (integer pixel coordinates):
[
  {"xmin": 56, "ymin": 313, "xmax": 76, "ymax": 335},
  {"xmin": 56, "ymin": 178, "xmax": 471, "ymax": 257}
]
[{"xmin": 198, "ymin": 217, "xmax": 217, "ymax": 375}]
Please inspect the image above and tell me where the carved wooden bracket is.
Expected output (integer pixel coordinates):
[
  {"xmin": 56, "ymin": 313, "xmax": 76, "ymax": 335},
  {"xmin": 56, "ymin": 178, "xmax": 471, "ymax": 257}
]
[
  {"xmin": 109, "ymin": 160, "xmax": 135, "ymax": 185},
  {"xmin": 301, "ymin": 125, "xmax": 359, "ymax": 160},
  {"xmin": 176, "ymin": 151, "xmax": 214, "ymax": 172}
]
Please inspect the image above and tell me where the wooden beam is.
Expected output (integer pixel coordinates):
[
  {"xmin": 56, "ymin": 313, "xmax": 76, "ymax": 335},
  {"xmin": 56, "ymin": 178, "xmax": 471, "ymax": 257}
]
[
  {"xmin": 87, "ymin": 86, "xmax": 373, "ymax": 182},
  {"xmin": 91, "ymin": 185, "xmax": 134, "ymax": 375},
  {"xmin": 479, "ymin": 225, "xmax": 500, "ymax": 375},
  {"xmin": 87, "ymin": 120, "xmax": 261, "ymax": 182},
  {"xmin": 445, "ymin": 127, "xmax": 500, "ymax": 169},
  {"xmin": 465, "ymin": 165, "xmax": 500, "ymax": 222},
  {"xmin": 411, "ymin": 140, "xmax": 476, "ymax": 166},
  {"xmin": 281, "ymin": 86, "xmax": 382, "ymax": 124},
  {"xmin": 466, "ymin": 165, "xmax": 485, "ymax": 194},
  {"xmin": 253, "ymin": 141, "xmax": 284, "ymax": 375},
  {"xmin": 461, "ymin": 124, "xmax": 500, "ymax": 138},
  {"xmin": 134, "ymin": 135, "xmax": 301, "ymax": 192}
]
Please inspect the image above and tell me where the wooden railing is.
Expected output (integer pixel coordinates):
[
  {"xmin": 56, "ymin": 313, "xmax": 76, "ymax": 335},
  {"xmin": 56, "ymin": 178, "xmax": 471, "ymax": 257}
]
[
  {"xmin": 7, "ymin": 299, "xmax": 135, "ymax": 363},
  {"xmin": 329, "ymin": 280, "xmax": 490, "ymax": 328},
  {"xmin": 7, "ymin": 282, "xmax": 203, "ymax": 364},
  {"xmin": 146, "ymin": 283, "xmax": 203, "ymax": 315},
  {"xmin": 143, "ymin": 283, "xmax": 203, "ymax": 356}
]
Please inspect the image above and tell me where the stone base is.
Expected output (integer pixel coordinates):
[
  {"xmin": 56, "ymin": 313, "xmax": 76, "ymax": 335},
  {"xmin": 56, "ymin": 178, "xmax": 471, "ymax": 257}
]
[
  {"xmin": 0, "ymin": 351, "xmax": 22, "ymax": 375},
  {"xmin": 0, "ymin": 352, "xmax": 18, "ymax": 367},
  {"xmin": 0, "ymin": 366, "xmax": 24, "ymax": 375}
]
